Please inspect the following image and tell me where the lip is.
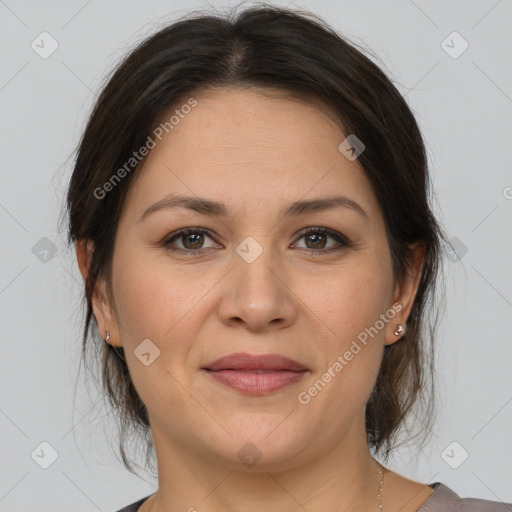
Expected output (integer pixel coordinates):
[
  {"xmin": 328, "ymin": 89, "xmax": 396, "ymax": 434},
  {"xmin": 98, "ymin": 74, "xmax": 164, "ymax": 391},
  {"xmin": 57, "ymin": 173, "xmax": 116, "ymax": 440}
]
[
  {"xmin": 202, "ymin": 352, "xmax": 309, "ymax": 395},
  {"xmin": 203, "ymin": 352, "xmax": 308, "ymax": 372}
]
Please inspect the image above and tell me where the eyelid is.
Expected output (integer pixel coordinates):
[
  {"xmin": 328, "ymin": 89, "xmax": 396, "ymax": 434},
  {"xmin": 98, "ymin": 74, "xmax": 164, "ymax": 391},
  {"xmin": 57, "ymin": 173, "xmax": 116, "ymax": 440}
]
[
  {"xmin": 293, "ymin": 226, "xmax": 352, "ymax": 249},
  {"xmin": 163, "ymin": 226, "xmax": 352, "ymax": 254},
  {"xmin": 163, "ymin": 227, "xmax": 218, "ymax": 254}
]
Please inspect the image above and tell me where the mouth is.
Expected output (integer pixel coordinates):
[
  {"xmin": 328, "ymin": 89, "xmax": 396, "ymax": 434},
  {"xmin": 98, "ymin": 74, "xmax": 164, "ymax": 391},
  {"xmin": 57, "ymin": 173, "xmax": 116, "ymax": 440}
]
[
  {"xmin": 202, "ymin": 352, "xmax": 309, "ymax": 395},
  {"xmin": 204, "ymin": 352, "xmax": 308, "ymax": 372}
]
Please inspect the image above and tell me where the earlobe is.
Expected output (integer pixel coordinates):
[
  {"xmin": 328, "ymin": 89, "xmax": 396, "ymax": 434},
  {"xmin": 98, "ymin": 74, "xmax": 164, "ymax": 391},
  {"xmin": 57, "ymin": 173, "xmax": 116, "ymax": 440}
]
[
  {"xmin": 393, "ymin": 324, "xmax": 405, "ymax": 337},
  {"xmin": 90, "ymin": 271, "xmax": 123, "ymax": 347},
  {"xmin": 75, "ymin": 238, "xmax": 122, "ymax": 347},
  {"xmin": 384, "ymin": 304, "xmax": 406, "ymax": 346},
  {"xmin": 385, "ymin": 242, "xmax": 426, "ymax": 346}
]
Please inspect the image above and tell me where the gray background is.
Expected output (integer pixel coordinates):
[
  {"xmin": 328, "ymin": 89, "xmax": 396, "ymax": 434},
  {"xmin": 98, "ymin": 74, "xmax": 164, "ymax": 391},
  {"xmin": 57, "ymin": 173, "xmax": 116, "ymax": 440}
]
[{"xmin": 0, "ymin": 0, "xmax": 511, "ymax": 510}]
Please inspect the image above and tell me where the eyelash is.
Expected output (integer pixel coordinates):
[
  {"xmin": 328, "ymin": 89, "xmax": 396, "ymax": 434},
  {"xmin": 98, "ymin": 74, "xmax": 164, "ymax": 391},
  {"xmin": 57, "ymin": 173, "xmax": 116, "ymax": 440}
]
[{"xmin": 163, "ymin": 227, "xmax": 352, "ymax": 256}]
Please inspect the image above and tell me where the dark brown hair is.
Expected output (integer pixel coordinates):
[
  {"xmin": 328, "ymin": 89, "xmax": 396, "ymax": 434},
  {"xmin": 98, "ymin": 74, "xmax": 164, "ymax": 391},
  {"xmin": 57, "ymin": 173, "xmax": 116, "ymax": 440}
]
[{"xmin": 64, "ymin": 3, "xmax": 446, "ymax": 476}]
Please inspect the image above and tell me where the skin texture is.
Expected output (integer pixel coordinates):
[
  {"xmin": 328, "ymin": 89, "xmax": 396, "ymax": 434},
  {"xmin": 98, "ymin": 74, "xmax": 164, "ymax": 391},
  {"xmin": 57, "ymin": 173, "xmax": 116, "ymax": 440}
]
[{"xmin": 77, "ymin": 87, "xmax": 433, "ymax": 511}]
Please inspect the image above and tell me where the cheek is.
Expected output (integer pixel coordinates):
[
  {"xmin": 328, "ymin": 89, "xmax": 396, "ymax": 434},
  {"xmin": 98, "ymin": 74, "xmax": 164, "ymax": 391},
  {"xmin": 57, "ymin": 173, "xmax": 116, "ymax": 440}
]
[
  {"xmin": 112, "ymin": 246, "xmax": 204, "ymax": 341},
  {"xmin": 304, "ymin": 254, "xmax": 393, "ymax": 399},
  {"xmin": 316, "ymin": 260, "xmax": 394, "ymax": 339},
  {"xmin": 110, "ymin": 252, "xmax": 201, "ymax": 416}
]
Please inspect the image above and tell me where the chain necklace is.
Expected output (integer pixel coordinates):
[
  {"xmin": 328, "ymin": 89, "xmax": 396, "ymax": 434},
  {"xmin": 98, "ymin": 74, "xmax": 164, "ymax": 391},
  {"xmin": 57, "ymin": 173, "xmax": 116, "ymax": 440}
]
[
  {"xmin": 144, "ymin": 462, "xmax": 385, "ymax": 511},
  {"xmin": 377, "ymin": 463, "xmax": 384, "ymax": 511}
]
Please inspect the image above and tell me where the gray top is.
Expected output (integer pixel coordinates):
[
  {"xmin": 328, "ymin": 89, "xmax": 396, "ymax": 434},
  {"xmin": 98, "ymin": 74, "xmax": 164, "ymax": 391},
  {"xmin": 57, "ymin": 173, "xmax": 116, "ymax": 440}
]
[{"xmin": 114, "ymin": 483, "xmax": 512, "ymax": 511}]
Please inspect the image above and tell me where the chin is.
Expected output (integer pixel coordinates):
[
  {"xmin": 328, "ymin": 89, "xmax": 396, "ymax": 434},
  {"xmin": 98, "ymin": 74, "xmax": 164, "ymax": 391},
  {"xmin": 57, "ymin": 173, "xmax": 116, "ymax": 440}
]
[{"xmin": 202, "ymin": 413, "xmax": 310, "ymax": 471}]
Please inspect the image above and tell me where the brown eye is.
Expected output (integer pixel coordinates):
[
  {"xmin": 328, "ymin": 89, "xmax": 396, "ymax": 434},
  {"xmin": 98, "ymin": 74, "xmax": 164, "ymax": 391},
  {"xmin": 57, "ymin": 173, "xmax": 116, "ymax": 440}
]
[
  {"xmin": 181, "ymin": 232, "xmax": 205, "ymax": 250},
  {"xmin": 164, "ymin": 228, "xmax": 218, "ymax": 254},
  {"xmin": 304, "ymin": 232, "xmax": 328, "ymax": 249},
  {"xmin": 295, "ymin": 227, "xmax": 351, "ymax": 252}
]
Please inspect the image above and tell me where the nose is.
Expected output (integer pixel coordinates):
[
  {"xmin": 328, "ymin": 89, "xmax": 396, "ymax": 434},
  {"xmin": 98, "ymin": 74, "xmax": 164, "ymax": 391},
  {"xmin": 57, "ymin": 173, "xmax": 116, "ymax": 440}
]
[{"xmin": 217, "ymin": 244, "xmax": 298, "ymax": 332}]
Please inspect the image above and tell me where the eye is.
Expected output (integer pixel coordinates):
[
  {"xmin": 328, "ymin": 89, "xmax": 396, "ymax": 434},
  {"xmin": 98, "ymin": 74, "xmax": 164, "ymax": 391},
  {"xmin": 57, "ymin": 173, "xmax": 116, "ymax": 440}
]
[
  {"xmin": 163, "ymin": 226, "xmax": 351, "ymax": 256},
  {"xmin": 293, "ymin": 227, "xmax": 351, "ymax": 253},
  {"xmin": 164, "ymin": 227, "xmax": 218, "ymax": 255}
]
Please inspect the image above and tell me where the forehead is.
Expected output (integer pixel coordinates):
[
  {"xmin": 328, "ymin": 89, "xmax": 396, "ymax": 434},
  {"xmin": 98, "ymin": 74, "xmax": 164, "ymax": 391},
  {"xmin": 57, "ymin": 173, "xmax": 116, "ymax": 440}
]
[{"xmin": 121, "ymin": 87, "xmax": 380, "ymax": 225}]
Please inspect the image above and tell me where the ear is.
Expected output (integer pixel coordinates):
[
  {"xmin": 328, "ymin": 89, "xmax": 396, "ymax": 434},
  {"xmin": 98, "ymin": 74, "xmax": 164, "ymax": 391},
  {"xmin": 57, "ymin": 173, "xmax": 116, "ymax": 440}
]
[
  {"xmin": 75, "ymin": 239, "xmax": 123, "ymax": 347},
  {"xmin": 384, "ymin": 241, "xmax": 426, "ymax": 346}
]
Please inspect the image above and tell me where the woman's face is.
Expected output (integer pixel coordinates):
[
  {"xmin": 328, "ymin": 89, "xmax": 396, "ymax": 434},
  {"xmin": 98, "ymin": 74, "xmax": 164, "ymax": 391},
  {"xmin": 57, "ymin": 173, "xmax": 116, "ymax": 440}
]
[{"xmin": 91, "ymin": 87, "xmax": 419, "ymax": 470}]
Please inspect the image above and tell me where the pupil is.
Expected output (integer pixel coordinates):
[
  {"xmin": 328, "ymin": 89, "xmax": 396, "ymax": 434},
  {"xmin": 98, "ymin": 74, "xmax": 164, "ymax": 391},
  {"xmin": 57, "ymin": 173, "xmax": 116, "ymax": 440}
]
[
  {"xmin": 307, "ymin": 233, "xmax": 325, "ymax": 249},
  {"xmin": 185, "ymin": 233, "xmax": 203, "ymax": 249}
]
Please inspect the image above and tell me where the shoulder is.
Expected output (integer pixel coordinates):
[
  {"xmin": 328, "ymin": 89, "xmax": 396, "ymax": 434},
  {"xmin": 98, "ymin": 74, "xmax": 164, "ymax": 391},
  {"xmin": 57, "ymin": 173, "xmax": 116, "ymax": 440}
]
[
  {"xmin": 111, "ymin": 486, "xmax": 512, "ymax": 512},
  {"xmin": 420, "ymin": 483, "xmax": 512, "ymax": 511},
  {"xmin": 112, "ymin": 495, "xmax": 152, "ymax": 512}
]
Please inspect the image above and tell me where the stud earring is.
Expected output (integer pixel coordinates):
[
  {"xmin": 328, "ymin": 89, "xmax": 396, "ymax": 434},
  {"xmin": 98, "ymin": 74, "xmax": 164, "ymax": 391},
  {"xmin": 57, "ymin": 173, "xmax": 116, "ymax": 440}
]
[
  {"xmin": 394, "ymin": 324, "xmax": 404, "ymax": 337},
  {"xmin": 104, "ymin": 330, "xmax": 111, "ymax": 344}
]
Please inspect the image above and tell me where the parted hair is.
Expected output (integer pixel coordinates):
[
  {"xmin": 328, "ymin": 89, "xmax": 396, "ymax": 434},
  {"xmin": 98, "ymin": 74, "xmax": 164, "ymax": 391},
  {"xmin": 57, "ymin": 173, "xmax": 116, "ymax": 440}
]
[{"xmin": 65, "ymin": 3, "xmax": 446, "ymax": 475}]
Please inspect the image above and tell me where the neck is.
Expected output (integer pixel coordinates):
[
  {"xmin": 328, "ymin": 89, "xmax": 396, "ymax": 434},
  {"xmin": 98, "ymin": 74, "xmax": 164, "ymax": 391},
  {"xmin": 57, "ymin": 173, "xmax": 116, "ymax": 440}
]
[{"xmin": 144, "ymin": 414, "xmax": 383, "ymax": 512}]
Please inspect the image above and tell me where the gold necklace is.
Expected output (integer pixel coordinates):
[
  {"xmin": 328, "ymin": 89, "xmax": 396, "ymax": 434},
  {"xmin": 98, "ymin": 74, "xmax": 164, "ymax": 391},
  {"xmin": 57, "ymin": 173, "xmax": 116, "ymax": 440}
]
[
  {"xmin": 377, "ymin": 463, "xmax": 384, "ymax": 510},
  {"xmin": 143, "ymin": 464, "xmax": 385, "ymax": 511}
]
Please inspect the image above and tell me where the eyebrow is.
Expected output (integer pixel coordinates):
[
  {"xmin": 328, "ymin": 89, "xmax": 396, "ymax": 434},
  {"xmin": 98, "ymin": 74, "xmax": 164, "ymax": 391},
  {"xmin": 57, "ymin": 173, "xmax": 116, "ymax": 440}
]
[{"xmin": 138, "ymin": 193, "xmax": 369, "ymax": 223}]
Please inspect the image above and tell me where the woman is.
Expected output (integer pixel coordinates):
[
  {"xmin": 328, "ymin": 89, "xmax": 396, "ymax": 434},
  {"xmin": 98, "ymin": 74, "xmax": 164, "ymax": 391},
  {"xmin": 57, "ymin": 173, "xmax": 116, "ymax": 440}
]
[{"xmin": 66, "ymin": 4, "xmax": 510, "ymax": 511}]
